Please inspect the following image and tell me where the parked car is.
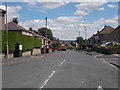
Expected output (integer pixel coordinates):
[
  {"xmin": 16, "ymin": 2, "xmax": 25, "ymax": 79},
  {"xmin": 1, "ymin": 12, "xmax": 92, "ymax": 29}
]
[
  {"xmin": 101, "ymin": 42, "xmax": 120, "ymax": 46},
  {"xmin": 60, "ymin": 44, "xmax": 66, "ymax": 51}
]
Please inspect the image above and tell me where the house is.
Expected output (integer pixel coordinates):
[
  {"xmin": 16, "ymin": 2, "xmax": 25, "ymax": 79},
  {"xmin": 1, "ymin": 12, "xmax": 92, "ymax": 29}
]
[
  {"xmin": 88, "ymin": 25, "xmax": 115, "ymax": 45},
  {"xmin": 107, "ymin": 26, "xmax": 120, "ymax": 43},
  {"xmin": 0, "ymin": 9, "xmax": 6, "ymax": 30},
  {"xmin": 98, "ymin": 25, "xmax": 115, "ymax": 44},
  {"xmin": 7, "ymin": 18, "xmax": 34, "ymax": 36},
  {"xmin": 7, "ymin": 18, "xmax": 52, "ymax": 50}
]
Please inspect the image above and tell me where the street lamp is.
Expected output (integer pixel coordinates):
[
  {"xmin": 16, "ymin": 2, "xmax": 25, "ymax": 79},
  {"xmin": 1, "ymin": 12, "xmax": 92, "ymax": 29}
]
[
  {"xmin": 83, "ymin": 26, "xmax": 87, "ymax": 49},
  {"xmin": 5, "ymin": 0, "xmax": 9, "ymax": 58}
]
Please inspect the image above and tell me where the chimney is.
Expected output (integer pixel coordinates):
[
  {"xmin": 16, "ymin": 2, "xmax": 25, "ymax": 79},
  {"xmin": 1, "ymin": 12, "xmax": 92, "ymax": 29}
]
[
  {"xmin": 12, "ymin": 18, "xmax": 18, "ymax": 24},
  {"xmin": 104, "ymin": 25, "xmax": 107, "ymax": 28},
  {"xmin": 29, "ymin": 27, "xmax": 33, "ymax": 31}
]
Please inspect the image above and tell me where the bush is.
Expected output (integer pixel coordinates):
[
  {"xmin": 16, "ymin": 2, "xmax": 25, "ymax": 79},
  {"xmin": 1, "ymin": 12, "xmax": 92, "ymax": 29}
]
[
  {"xmin": 34, "ymin": 37, "xmax": 42, "ymax": 48},
  {"xmin": 21, "ymin": 34, "xmax": 34, "ymax": 51},
  {"xmin": 92, "ymin": 45, "xmax": 119, "ymax": 54},
  {"xmin": 1, "ymin": 30, "xmax": 42, "ymax": 53}
]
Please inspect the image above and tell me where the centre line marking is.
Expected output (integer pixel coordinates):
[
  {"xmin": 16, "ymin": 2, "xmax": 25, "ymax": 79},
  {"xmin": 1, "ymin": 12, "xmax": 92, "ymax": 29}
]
[
  {"xmin": 40, "ymin": 71, "xmax": 55, "ymax": 89},
  {"xmin": 58, "ymin": 60, "xmax": 66, "ymax": 66}
]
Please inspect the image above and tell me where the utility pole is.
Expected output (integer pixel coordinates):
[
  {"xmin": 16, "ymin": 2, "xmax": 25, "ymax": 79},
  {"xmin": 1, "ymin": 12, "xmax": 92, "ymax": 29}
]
[
  {"xmin": 78, "ymin": 31, "xmax": 80, "ymax": 49},
  {"xmin": 45, "ymin": 17, "xmax": 47, "ymax": 46},
  {"xmin": 5, "ymin": 0, "xmax": 9, "ymax": 58},
  {"xmin": 45, "ymin": 17, "xmax": 47, "ymax": 38},
  {"xmin": 83, "ymin": 26, "xmax": 87, "ymax": 49}
]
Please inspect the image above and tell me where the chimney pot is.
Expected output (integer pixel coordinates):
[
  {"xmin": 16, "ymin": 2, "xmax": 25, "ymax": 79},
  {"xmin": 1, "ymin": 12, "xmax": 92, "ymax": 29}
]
[{"xmin": 12, "ymin": 18, "xmax": 18, "ymax": 24}]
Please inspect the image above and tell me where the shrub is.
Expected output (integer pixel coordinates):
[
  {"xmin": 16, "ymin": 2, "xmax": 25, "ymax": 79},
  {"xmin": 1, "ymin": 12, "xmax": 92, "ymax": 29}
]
[
  {"xmin": 34, "ymin": 37, "xmax": 42, "ymax": 48},
  {"xmin": 1, "ymin": 30, "xmax": 42, "ymax": 53}
]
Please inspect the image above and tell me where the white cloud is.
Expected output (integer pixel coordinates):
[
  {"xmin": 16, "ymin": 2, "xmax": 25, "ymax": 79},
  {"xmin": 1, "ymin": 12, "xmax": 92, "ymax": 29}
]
[
  {"xmin": 0, "ymin": 5, "xmax": 22, "ymax": 21},
  {"xmin": 74, "ymin": 2, "xmax": 107, "ymax": 16},
  {"xmin": 28, "ymin": 2, "xmax": 37, "ymax": 6},
  {"xmin": 107, "ymin": 4, "xmax": 116, "ymax": 8},
  {"xmin": 40, "ymin": 2, "xmax": 67, "ymax": 9},
  {"xmin": 97, "ymin": 7, "xmax": 104, "ymax": 11},
  {"xmin": 19, "ymin": 16, "xmax": 118, "ymax": 40},
  {"xmin": 75, "ymin": 2, "xmax": 106, "ymax": 11},
  {"xmin": 74, "ymin": 10, "xmax": 88, "ymax": 15}
]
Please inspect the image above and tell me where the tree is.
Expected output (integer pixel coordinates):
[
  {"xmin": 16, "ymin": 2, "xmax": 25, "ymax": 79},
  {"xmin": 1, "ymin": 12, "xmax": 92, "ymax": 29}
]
[
  {"xmin": 76, "ymin": 36, "xmax": 86, "ymax": 48},
  {"xmin": 38, "ymin": 27, "xmax": 53, "ymax": 40},
  {"xmin": 76, "ymin": 36, "xmax": 84, "ymax": 44}
]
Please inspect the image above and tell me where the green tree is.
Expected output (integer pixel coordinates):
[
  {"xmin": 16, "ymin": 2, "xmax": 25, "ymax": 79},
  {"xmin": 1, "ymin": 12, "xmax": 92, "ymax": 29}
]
[
  {"xmin": 76, "ymin": 37, "xmax": 86, "ymax": 48},
  {"xmin": 76, "ymin": 37, "xmax": 84, "ymax": 44},
  {"xmin": 38, "ymin": 27, "xmax": 53, "ymax": 40}
]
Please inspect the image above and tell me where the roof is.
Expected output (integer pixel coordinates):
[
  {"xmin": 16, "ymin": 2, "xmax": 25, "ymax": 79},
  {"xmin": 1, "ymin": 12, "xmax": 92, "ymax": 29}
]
[
  {"xmin": 0, "ymin": 9, "xmax": 6, "ymax": 13},
  {"xmin": 7, "ymin": 21, "xmax": 51, "ymax": 41},
  {"xmin": 7, "ymin": 21, "xmax": 33, "ymax": 34},
  {"xmin": 98, "ymin": 25, "xmax": 114, "ymax": 34}
]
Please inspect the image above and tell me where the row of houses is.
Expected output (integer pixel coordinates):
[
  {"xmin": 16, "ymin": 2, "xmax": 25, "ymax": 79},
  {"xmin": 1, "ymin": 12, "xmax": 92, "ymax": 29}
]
[
  {"xmin": 0, "ymin": 9, "xmax": 51, "ymax": 49},
  {"xmin": 88, "ymin": 25, "xmax": 120, "ymax": 45}
]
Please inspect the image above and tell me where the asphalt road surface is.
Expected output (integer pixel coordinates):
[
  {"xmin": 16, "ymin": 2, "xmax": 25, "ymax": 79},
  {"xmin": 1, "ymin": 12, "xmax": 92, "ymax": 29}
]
[{"xmin": 2, "ymin": 50, "xmax": 118, "ymax": 89}]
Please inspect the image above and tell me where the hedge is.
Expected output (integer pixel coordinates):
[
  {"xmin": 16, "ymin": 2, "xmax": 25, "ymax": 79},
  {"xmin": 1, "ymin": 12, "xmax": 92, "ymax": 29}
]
[
  {"xmin": 92, "ymin": 46, "xmax": 119, "ymax": 54},
  {"xmin": 34, "ymin": 37, "xmax": 42, "ymax": 48},
  {"xmin": 1, "ymin": 30, "xmax": 42, "ymax": 53}
]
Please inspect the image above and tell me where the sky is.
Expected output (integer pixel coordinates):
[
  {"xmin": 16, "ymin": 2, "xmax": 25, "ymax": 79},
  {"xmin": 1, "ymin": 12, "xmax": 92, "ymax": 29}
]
[{"xmin": 0, "ymin": 1, "xmax": 119, "ymax": 40}]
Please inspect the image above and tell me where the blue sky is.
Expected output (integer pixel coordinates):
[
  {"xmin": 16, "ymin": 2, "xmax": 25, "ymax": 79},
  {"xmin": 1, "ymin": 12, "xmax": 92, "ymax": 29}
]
[{"xmin": 0, "ymin": 2, "xmax": 119, "ymax": 40}]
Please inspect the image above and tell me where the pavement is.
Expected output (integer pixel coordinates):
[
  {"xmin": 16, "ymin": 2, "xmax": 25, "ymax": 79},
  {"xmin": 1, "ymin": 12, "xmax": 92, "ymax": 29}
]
[
  {"xmin": 86, "ymin": 51, "xmax": 120, "ymax": 67},
  {"xmin": 2, "ymin": 50, "xmax": 119, "ymax": 89}
]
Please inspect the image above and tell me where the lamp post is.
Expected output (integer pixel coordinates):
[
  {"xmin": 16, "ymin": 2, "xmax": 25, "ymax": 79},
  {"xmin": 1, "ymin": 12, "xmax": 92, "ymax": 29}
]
[
  {"xmin": 83, "ymin": 26, "xmax": 87, "ymax": 49},
  {"xmin": 5, "ymin": 0, "xmax": 9, "ymax": 58}
]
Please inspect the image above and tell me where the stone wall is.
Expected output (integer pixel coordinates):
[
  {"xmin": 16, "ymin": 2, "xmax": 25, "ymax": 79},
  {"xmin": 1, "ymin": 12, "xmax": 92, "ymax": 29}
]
[
  {"xmin": 22, "ymin": 51, "xmax": 31, "ymax": 57},
  {"xmin": 33, "ymin": 49, "xmax": 41, "ymax": 55}
]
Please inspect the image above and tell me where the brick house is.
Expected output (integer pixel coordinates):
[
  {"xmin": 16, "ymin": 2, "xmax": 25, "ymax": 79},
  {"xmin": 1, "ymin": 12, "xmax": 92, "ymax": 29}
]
[
  {"xmin": 88, "ymin": 25, "xmax": 115, "ymax": 45},
  {"xmin": 106, "ymin": 26, "xmax": 120, "ymax": 43},
  {"xmin": 0, "ymin": 9, "xmax": 6, "ymax": 30}
]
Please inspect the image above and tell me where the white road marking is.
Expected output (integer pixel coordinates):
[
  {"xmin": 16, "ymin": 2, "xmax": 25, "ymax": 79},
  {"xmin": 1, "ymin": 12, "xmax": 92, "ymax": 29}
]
[
  {"xmin": 41, "ymin": 56, "xmax": 43, "ymax": 58},
  {"xmin": 58, "ymin": 60, "xmax": 66, "ymax": 66},
  {"xmin": 97, "ymin": 85, "xmax": 104, "ymax": 90},
  {"xmin": 40, "ymin": 71, "xmax": 55, "ymax": 89}
]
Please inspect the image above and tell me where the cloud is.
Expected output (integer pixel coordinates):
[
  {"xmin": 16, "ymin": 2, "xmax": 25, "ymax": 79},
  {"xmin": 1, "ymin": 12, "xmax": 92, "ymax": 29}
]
[
  {"xmin": 19, "ymin": 15, "xmax": 118, "ymax": 40},
  {"xmin": 74, "ymin": 2, "xmax": 107, "ymax": 16},
  {"xmin": 28, "ymin": 2, "xmax": 37, "ymax": 6},
  {"xmin": 40, "ymin": 2, "xmax": 67, "ymax": 9},
  {"xmin": 97, "ymin": 7, "xmax": 104, "ymax": 11},
  {"xmin": 74, "ymin": 10, "xmax": 88, "ymax": 15},
  {"xmin": 0, "ymin": 5, "xmax": 22, "ymax": 21},
  {"xmin": 107, "ymin": 4, "xmax": 116, "ymax": 8},
  {"xmin": 75, "ymin": 2, "xmax": 106, "ymax": 11}
]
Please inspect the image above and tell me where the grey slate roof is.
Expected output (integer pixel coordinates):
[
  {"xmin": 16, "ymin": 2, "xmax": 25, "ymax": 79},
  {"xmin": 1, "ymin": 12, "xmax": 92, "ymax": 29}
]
[
  {"xmin": 98, "ymin": 26, "xmax": 114, "ymax": 34},
  {"xmin": 7, "ymin": 21, "xmax": 51, "ymax": 41}
]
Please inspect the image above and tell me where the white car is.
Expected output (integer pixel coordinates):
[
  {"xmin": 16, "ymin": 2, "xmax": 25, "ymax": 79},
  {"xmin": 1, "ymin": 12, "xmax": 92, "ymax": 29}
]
[
  {"xmin": 101, "ymin": 42, "xmax": 120, "ymax": 46},
  {"xmin": 101, "ymin": 42, "xmax": 113, "ymax": 46}
]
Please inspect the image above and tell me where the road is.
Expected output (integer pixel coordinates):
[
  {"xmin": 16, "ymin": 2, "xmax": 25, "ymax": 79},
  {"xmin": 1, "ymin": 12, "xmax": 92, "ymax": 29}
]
[{"xmin": 2, "ymin": 50, "xmax": 118, "ymax": 89}]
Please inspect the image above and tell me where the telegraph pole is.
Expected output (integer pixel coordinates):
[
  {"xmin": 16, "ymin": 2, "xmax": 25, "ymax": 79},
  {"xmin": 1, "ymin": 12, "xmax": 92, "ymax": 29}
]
[
  {"xmin": 5, "ymin": 0, "xmax": 9, "ymax": 58},
  {"xmin": 45, "ymin": 17, "xmax": 48, "ymax": 47},
  {"xmin": 45, "ymin": 17, "xmax": 47, "ymax": 38},
  {"xmin": 78, "ymin": 31, "xmax": 80, "ymax": 49}
]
